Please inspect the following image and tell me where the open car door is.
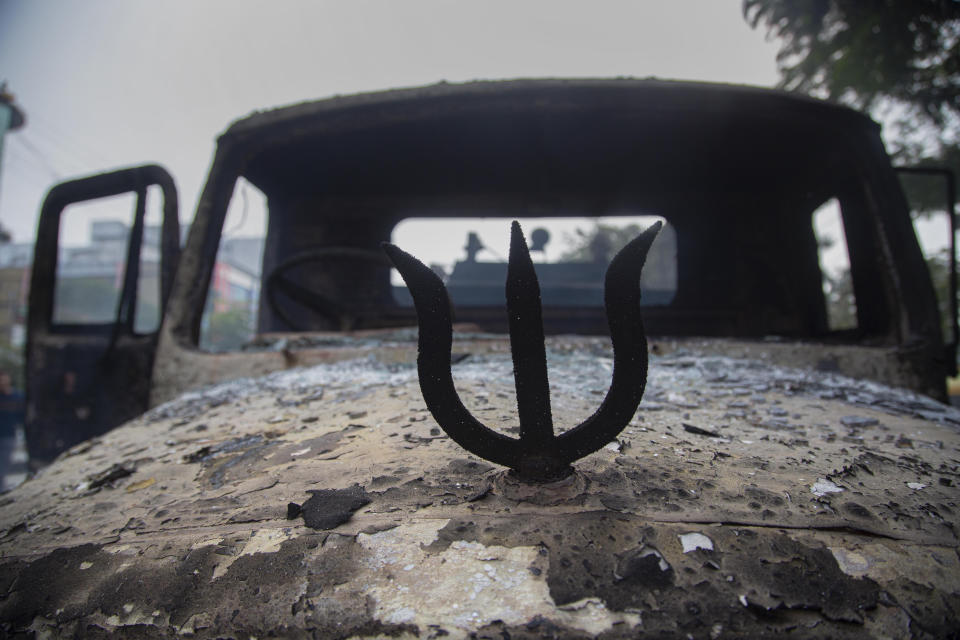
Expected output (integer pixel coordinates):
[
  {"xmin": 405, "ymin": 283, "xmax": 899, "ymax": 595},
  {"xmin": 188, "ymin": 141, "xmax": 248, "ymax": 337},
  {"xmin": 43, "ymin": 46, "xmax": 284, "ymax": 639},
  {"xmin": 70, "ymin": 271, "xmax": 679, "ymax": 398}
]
[{"xmin": 25, "ymin": 165, "xmax": 179, "ymax": 466}]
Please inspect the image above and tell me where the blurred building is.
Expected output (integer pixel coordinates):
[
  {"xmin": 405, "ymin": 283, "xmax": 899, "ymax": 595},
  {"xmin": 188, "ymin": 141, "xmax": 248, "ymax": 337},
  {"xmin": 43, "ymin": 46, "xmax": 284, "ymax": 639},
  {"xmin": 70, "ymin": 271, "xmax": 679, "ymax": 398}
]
[
  {"xmin": 208, "ymin": 236, "xmax": 262, "ymax": 314},
  {"xmin": 0, "ymin": 221, "xmax": 263, "ymax": 349},
  {"xmin": 0, "ymin": 243, "xmax": 31, "ymax": 347}
]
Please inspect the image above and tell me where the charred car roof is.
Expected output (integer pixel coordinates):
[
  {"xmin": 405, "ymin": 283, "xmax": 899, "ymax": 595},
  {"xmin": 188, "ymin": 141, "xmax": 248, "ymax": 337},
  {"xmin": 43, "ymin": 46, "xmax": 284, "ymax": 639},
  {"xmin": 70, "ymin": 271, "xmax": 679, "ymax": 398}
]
[
  {"xmin": 219, "ymin": 78, "xmax": 880, "ymax": 200},
  {"xmin": 214, "ymin": 79, "xmax": 878, "ymax": 198}
]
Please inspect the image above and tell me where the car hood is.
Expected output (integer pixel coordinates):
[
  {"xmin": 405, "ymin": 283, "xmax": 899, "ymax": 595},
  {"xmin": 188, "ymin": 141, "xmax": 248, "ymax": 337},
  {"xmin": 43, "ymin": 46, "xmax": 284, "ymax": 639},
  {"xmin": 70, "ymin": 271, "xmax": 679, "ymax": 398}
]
[{"xmin": 2, "ymin": 337, "xmax": 959, "ymax": 637}]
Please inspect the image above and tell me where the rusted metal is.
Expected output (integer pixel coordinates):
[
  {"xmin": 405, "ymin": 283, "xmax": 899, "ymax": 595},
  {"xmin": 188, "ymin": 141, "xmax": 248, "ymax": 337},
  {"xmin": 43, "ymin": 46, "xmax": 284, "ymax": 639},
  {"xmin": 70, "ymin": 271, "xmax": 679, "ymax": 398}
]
[{"xmin": 385, "ymin": 221, "xmax": 662, "ymax": 481}]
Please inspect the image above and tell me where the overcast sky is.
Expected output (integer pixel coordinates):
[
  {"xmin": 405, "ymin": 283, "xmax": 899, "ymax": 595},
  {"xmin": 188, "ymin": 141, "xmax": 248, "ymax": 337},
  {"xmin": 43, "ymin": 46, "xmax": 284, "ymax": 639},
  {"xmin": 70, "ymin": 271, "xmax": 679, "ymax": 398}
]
[{"xmin": 0, "ymin": 0, "xmax": 785, "ymax": 245}]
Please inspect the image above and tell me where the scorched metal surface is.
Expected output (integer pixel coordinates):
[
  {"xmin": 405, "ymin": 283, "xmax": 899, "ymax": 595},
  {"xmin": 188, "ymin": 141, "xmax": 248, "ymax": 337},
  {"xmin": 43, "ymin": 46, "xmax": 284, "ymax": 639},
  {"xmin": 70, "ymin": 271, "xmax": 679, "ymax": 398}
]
[{"xmin": 1, "ymin": 336, "xmax": 958, "ymax": 638}]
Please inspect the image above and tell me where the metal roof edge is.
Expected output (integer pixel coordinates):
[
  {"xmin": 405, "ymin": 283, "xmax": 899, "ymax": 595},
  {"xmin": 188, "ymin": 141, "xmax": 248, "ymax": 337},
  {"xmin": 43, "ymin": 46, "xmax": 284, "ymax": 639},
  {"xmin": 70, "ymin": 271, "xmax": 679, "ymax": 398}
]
[{"xmin": 216, "ymin": 77, "xmax": 880, "ymax": 144}]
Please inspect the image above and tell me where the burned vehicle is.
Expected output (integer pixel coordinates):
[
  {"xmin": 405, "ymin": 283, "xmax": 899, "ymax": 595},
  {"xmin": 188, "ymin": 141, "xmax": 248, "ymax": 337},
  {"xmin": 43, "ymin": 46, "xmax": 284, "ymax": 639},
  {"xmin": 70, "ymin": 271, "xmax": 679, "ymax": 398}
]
[{"xmin": 3, "ymin": 79, "xmax": 959, "ymax": 637}]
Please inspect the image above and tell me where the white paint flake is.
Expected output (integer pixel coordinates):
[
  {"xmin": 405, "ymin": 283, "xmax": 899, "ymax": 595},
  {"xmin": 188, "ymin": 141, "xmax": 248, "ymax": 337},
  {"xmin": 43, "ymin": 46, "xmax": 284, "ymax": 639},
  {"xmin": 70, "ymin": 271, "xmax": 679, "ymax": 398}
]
[
  {"xmin": 829, "ymin": 548, "xmax": 870, "ymax": 576},
  {"xmin": 356, "ymin": 520, "xmax": 639, "ymax": 637},
  {"xmin": 907, "ymin": 482, "xmax": 927, "ymax": 490},
  {"xmin": 811, "ymin": 478, "xmax": 844, "ymax": 497},
  {"xmin": 679, "ymin": 532, "xmax": 714, "ymax": 553}
]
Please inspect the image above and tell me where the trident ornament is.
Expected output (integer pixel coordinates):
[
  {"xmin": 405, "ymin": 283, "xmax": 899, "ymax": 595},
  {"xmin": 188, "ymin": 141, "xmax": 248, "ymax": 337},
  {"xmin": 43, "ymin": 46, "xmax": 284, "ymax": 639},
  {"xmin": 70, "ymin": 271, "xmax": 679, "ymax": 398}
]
[{"xmin": 383, "ymin": 221, "xmax": 661, "ymax": 481}]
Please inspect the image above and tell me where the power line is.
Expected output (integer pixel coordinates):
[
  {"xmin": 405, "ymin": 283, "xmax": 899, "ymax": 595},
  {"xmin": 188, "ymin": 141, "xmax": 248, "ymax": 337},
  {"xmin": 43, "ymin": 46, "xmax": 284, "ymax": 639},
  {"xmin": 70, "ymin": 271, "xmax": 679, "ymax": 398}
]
[
  {"xmin": 21, "ymin": 126, "xmax": 95, "ymax": 175},
  {"xmin": 27, "ymin": 112, "xmax": 113, "ymax": 169},
  {"xmin": 4, "ymin": 144, "xmax": 60, "ymax": 191},
  {"xmin": 25, "ymin": 121, "xmax": 109, "ymax": 174},
  {"xmin": 9, "ymin": 134, "xmax": 61, "ymax": 181}
]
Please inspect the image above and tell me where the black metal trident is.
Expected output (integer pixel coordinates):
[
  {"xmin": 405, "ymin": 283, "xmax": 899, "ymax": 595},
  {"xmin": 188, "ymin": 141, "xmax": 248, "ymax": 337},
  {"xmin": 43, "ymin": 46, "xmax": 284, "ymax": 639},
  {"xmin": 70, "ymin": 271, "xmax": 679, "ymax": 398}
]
[{"xmin": 383, "ymin": 221, "xmax": 661, "ymax": 481}]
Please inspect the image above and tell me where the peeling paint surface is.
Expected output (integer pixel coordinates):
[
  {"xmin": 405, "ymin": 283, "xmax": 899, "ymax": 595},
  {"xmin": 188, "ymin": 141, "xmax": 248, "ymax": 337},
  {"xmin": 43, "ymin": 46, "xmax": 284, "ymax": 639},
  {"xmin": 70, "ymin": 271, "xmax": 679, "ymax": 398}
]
[
  {"xmin": 355, "ymin": 519, "xmax": 639, "ymax": 636},
  {"xmin": 830, "ymin": 547, "xmax": 871, "ymax": 576},
  {"xmin": 1, "ymin": 339, "xmax": 959, "ymax": 637},
  {"xmin": 212, "ymin": 528, "xmax": 296, "ymax": 579}
]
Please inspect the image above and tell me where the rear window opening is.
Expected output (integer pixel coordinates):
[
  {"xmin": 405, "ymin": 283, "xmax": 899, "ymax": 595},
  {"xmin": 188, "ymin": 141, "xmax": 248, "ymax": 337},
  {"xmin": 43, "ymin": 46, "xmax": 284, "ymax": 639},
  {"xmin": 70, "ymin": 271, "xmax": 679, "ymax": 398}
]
[{"xmin": 390, "ymin": 216, "xmax": 676, "ymax": 308}]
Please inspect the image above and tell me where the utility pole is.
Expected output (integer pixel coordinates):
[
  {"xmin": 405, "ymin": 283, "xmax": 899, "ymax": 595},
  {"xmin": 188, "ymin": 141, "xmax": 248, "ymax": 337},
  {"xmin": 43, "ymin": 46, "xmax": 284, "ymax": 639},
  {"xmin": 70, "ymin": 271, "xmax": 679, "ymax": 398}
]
[{"xmin": 0, "ymin": 82, "xmax": 26, "ymax": 243}]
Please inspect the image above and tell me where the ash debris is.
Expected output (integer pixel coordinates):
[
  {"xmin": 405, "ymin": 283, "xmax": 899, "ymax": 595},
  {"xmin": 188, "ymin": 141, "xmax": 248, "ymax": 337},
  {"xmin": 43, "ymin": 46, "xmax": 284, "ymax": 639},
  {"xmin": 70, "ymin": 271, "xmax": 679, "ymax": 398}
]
[{"xmin": 146, "ymin": 340, "xmax": 960, "ymax": 434}]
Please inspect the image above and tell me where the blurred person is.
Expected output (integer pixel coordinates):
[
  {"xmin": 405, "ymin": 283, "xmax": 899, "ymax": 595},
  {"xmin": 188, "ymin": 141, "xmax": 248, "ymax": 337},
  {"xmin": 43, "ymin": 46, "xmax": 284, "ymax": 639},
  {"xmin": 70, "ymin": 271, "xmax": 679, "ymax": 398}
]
[{"xmin": 0, "ymin": 371, "xmax": 25, "ymax": 490}]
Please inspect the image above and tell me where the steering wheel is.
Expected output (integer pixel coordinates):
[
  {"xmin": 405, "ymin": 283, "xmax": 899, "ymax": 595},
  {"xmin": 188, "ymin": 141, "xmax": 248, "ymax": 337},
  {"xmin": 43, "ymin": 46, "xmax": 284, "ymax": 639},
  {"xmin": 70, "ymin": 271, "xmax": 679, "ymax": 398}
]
[{"xmin": 264, "ymin": 247, "xmax": 392, "ymax": 331}]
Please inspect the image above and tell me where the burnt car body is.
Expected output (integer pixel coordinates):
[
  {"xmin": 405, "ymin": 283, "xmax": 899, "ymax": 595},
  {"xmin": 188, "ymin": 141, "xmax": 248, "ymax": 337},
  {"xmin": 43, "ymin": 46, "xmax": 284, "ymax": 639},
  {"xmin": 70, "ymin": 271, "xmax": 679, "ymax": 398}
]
[
  {"xmin": 25, "ymin": 79, "xmax": 955, "ymax": 465},
  {"xmin": 5, "ymin": 79, "xmax": 959, "ymax": 637},
  {"xmin": 155, "ymin": 78, "xmax": 949, "ymax": 397}
]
